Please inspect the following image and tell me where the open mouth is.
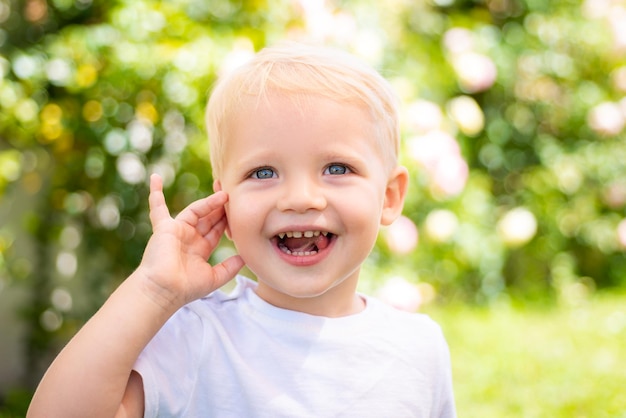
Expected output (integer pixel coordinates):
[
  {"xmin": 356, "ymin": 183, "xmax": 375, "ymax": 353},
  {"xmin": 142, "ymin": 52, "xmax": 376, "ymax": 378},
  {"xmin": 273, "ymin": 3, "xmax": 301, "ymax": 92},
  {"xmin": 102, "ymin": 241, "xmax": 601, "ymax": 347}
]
[{"xmin": 275, "ymin": 230, "xmax": 334, "ymax": 256}]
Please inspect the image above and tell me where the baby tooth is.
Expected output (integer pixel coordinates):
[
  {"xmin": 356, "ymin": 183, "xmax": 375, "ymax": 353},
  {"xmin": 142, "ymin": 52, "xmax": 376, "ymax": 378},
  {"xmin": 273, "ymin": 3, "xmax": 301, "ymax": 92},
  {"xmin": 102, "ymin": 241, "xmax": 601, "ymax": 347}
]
[{"xmin": 279, "ymin": 230, "xmax": 328, "ymax": 239}]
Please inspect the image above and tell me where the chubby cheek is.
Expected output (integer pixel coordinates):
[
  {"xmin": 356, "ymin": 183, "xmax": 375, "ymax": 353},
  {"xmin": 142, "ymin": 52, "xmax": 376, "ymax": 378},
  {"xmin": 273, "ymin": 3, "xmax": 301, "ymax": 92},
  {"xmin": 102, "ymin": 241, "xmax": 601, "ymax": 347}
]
[
  {"xmin": 339, "ymin": 187, "xmax": 385, "ymax": 221},
  {"xmin": 223, "ymin": 193, "xmax": 262, "ymax": 243}
]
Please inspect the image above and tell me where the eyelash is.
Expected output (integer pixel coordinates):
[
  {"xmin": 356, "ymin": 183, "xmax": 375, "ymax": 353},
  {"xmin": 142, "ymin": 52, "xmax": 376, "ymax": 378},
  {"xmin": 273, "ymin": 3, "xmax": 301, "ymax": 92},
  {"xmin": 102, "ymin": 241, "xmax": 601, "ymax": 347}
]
[
  {"xmin": 324, "ymin": 164, "xmax": 351, "ymax": 175},
  {"xmin": 248, "ymin": 163, "xmax": 352, "ymax": 179},
  {"xmin": 250, "ymin": 167, "xmax": 276, "ymax": 179}
]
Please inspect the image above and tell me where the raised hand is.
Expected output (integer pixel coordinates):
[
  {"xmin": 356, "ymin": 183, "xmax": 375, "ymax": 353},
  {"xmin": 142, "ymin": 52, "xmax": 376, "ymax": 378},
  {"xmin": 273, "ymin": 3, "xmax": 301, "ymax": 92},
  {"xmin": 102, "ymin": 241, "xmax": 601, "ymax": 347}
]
[{"xmin": 136, "ymin": 174, "xmax": 245, "ymax": 312}]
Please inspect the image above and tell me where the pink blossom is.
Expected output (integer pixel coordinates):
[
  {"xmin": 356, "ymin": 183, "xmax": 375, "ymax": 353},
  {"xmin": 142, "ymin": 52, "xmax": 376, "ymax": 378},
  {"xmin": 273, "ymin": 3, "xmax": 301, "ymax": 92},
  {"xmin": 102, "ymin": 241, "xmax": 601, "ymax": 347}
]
[
  {"xmin": 431, "ymin": 154, "xmax": 469, "ymax": 197},
  {"xmin": 383, "ymin": 215, "xmax": 419, "ymax": 254},
  {"xmin": 582, "ymin": 0, "xmax": 612, "ymax": 19},
  {"xmin": 377, "ymin": 277, "xmax": 423, "ymax": 312},
  {"xmin": 609, "ymin": 6, "xmax": 626, "ymax": 50},
  {"xmin": 408, "ymin": 130, "xmax": 460, "ymax": 172},
  {"xmin": 588, "ymin": 101, "xmax": 625, "ymax": 136},
  {"xmin": 453, "ymin": 52, "xmax": 498, "ymax": 93},
  {"xmin": 404, "ymin": 100, "xmax": 443, "ymax": 134},
  {"xmin": 443, "ymin": 28, "xmax": 474, "ymax": 55},
  {"xmin": 408, "ymin": 131, "xmax": 469, "ymax": 198}
]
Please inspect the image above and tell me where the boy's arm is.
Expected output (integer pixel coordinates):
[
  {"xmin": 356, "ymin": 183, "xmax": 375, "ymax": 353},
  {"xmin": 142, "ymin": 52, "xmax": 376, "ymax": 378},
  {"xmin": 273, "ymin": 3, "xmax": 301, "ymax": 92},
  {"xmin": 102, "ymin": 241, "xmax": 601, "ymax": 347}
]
[{"xmin": 27, "ymin": 175, "xmax": 244, "ymax": 418}]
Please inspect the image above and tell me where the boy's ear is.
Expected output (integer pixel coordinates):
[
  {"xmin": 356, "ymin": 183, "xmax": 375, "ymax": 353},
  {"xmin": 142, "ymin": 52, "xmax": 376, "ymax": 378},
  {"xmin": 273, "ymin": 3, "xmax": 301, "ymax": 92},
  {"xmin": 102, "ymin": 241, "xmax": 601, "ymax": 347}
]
[
  {"xmin": 381, "ymin": 166, "xmax": 409, "ymax": 226},
  {"xmin": 213, "ymin": 180, "xmax": 232, "ymax": 239}
]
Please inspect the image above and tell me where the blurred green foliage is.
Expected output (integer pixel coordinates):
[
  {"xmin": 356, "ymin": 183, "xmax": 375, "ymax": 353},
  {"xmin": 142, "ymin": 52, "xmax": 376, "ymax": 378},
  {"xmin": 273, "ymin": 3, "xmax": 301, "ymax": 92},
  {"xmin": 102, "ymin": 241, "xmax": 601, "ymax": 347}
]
[{"xmin": 1, "ymin": 0, "xmax": 626, "ymax": 408}]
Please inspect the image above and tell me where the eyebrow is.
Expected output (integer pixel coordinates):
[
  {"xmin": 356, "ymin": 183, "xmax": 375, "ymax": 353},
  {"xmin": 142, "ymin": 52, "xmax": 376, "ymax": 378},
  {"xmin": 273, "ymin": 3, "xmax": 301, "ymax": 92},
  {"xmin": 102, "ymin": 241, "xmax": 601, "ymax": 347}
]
[
  {"xmin": 226, "ymin": 136, "xmax": 379, "ymax": 172},
  {"xmin": 317, "ymin": 152, "xmax": 366, "ymax": 166}
]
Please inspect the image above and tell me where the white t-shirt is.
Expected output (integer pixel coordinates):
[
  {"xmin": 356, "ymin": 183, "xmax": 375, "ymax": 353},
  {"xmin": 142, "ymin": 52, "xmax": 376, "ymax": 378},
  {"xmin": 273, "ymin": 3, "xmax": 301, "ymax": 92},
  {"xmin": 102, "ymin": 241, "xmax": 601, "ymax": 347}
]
[{"xmin": 134, "ymin": 276, "xmax": 456, "ymax": 418}]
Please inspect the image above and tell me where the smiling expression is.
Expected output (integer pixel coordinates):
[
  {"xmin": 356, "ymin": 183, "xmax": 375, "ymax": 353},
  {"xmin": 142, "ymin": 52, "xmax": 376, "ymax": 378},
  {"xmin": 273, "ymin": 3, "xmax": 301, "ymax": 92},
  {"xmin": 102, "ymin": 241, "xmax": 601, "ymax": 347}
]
[{"xmin": 214, "ymin": 93, "xmax": 407, "ymax": 316}]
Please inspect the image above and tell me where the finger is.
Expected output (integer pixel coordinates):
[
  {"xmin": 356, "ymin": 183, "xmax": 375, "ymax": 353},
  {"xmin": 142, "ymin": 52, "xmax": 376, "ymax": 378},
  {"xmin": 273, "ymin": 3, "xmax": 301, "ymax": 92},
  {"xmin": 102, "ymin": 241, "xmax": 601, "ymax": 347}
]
[
  {"xmin": 148, "ymin": 174, "xmax": 171, "ymax": 226},
  {"xmin": 211, "ymin": 255, "xmax": 245, "ymax": 288},
  {"xmin": 176, "ymin": 191, "xmax": 229, "ymax": 227},
  {"xmin": 202, "ymin": 216, "xmax": 228, "ymax": 248},
  {"xmin": 195, "ymin": 205, "xmax": 229, "ymax": 237}
]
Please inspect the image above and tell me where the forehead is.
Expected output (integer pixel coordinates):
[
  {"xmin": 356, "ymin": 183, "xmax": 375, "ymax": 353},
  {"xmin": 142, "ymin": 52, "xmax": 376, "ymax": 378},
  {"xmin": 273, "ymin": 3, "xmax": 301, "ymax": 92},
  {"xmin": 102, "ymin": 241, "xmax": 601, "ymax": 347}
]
[
  {"xmin": 215, "ymin": 91, "xmax": 397, "ymax": 177},
  {"xmin": 239, "ymin": 91, "xmax": 369, "ymax": 118},
  {"xmin": 228, "ymin": 93, "xmax": 376, "ymax": 143},
  {"xmin": 222, "ymin": 94, "xmax": 387, "ymax": 163}
]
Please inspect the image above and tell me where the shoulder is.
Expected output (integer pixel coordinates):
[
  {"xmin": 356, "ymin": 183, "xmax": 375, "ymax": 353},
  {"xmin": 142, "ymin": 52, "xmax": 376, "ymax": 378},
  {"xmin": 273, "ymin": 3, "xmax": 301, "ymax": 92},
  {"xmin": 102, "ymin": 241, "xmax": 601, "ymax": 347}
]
[
  {"xmin": 173, "ymin": 275, "xmax": 256, "ymax": 319},
  {"xmin": 362, "ymin": 296, "xmax": 451, "ymax": 360},
  {"xmin": 365, "ymin": 296, "xmax": 444, "ymax": 335},
  {"xmin": 134, "ymin": 276, "xmax": 258, "ymax": 416},
  {"xmin": 352, "ymin": 298, "xmax": 456, "ymax": 415}
]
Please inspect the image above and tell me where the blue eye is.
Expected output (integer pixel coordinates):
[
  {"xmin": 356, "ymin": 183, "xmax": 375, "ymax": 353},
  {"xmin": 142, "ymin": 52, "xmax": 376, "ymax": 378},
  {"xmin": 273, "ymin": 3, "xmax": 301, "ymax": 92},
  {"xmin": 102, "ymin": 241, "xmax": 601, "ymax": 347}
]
[
  {"xmin": 325, "ymin": 164, "xmax": 349, "ymax": 175},
  {"xmin": 251, "ymin": 168, "xmax": 275, "ymax": 179}
]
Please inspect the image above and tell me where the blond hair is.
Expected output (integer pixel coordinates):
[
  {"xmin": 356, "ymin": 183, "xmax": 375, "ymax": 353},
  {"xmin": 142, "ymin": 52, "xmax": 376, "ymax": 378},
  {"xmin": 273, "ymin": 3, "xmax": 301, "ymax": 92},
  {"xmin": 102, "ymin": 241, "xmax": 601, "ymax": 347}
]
[{"xmin": 205, "ymin": 41, "xmax": 400, "ymax": 179}]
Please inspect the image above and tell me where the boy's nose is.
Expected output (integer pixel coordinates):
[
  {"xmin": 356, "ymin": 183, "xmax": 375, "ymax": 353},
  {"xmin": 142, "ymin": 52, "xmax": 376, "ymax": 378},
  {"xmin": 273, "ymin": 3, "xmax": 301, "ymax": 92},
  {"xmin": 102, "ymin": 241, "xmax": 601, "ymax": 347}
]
[{"xmin": 276, "ymin": 177, "xmax": 327, "ymax": 213}]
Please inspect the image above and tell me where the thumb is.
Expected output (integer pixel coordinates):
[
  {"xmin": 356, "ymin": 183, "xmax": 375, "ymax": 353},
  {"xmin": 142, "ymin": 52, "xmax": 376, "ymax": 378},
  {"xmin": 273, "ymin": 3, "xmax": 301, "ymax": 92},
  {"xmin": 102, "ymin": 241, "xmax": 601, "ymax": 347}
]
[{"xmin": 211, "ymin": 255, "xmax": 245, "ymax": 288}]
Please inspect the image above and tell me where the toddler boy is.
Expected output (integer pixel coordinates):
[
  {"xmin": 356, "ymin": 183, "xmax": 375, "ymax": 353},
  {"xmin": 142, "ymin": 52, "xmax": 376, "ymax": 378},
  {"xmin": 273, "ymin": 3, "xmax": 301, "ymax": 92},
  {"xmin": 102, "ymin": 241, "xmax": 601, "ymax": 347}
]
[{"xmin": 28, "ymin": 41, "xmax": 456, "ymax": 417}]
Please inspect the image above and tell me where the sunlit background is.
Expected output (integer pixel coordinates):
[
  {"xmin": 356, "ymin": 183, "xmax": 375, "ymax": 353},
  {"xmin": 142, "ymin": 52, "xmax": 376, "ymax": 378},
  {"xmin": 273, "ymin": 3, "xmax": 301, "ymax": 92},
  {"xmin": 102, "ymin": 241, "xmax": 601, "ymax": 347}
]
[{"xmin": 1, "ymin": 0, "xmax": 626, "ymax": 416}]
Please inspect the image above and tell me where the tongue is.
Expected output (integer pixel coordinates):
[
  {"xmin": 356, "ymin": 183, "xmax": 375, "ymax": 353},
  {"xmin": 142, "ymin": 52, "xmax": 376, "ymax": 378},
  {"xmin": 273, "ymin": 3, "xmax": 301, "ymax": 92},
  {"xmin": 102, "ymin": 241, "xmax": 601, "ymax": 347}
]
[{"xmin": 284, "ymin": 234, "xmax": 330, "ymax": 253}]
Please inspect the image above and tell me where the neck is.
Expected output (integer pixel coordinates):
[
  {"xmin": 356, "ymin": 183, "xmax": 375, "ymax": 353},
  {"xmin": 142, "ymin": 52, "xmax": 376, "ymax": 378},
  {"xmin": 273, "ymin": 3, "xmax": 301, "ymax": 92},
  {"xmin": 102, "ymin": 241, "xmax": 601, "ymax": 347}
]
[{"xmin": 255, "ymin": 283, "xmax": 366, "ymax": 318}]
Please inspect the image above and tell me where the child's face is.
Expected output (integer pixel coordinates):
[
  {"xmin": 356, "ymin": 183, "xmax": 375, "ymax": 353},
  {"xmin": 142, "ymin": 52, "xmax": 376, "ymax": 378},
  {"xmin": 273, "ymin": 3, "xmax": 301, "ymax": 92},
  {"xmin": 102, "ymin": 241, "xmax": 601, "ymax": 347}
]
[{"xmin": 215, "ymin": 94, "xmax": 406, "ymax": 315}]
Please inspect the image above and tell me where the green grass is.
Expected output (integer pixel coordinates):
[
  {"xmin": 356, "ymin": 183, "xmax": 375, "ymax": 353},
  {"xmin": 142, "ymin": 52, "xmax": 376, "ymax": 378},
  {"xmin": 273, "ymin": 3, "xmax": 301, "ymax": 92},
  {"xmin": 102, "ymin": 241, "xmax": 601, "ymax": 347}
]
[{"xmin": 426, "ymin": 293, "xmax": 626, "ymax": 417}]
